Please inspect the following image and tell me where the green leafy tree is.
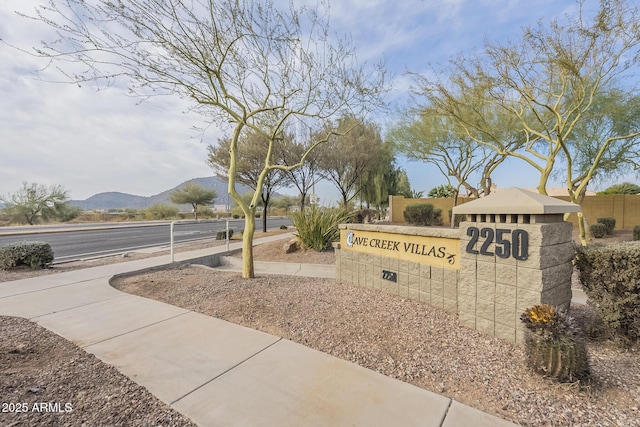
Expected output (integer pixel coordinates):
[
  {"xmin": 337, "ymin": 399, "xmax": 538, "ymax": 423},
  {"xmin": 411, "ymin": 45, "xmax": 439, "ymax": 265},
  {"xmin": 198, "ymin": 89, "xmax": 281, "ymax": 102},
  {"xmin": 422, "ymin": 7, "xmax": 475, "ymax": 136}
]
[
  {"xmin": 412, "ymin": 0, "xmax": 640, "ymax": 245},
  {"xmin": 357, "ymin": 141, "xmax": 399, "ymax": 213},
  {"xmin": 21, "ymin": 0, "xmax": 387, "ymax": 278},
  {"xmin": 273, "ymin": 195, "xmax": 298, "ymax": 216},
  {"xmin": 428, "ymin": 185, "xmax": 457, "ymax": 198},
  {"xmin": 393, "ymin": 170, "xmax": 412, "ymax": 198},
  {"xmin": 316, "ymin": 116, "xmax": 387, "ymax": 208},
  {"xmin": 52, "ymin": 203, "xmax": 83, "ymax": 223},
  {"xmin": 1, "ymin": 182, "xmax": 70, "ymax": 225},
  {"xmin": 565, "ymin": 91, "xmax": 640, "ymax": 197},
  {"xmin": 169, "ymin": 182, "xmax": 217, "ymax": 220},
  {"xmin": 597, "ymin": 182, "xmax": 640, "ymax": 195},
  {"xmin": 388, "ymin": 108, "xmax": 509, "ymax": 199}
]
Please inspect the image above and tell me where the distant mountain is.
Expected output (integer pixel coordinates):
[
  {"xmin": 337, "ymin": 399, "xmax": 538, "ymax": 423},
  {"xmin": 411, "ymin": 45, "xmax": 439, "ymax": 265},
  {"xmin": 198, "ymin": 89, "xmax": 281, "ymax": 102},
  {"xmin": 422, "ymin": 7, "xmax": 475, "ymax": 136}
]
[{"xmin": 70, "ymin": 176, "xmax": 252, "ymax": 210}]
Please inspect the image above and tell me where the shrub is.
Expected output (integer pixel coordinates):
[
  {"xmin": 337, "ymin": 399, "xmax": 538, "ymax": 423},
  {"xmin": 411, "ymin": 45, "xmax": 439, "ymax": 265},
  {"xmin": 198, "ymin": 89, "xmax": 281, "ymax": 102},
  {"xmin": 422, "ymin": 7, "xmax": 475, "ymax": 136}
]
[
  {"xmin": 119, "ymin": 208, "xmax": 140, "ymax": 221},
  {"xmin": 196, "ymin": 205, "xmax": 215, "ymax": 219},
  {"xmin": 633, "ymin": 225, "xmax": 640, "ymax": 241},
  {"xmin": 145, "ymin": 204, "xmax": 179, "ymax": 220},
  {"xmin": 215, "ymin": 229, "xmax": 234, "ymax": 240},
  {"xmin": 0, "ymin": 241, "xmax": 54, "ymax": 270},
  {"xmin": 520, "ymin": 304, "xmax": 589, "ymax": 382},
  {"xmin": 230, "ymin": 207, "xmax": 245, "ymax": 218},
  {"xmin": 353, "ymin": 209, "xmax": 377, "ymax": 224},
  {"xmin": 448, "ymin": 209, "xmax": 464, "ymax": 227},
  {"xmin": 54, "ymin": 204, "xmax": 83, "ymax": 222},
  {"xmin": 590, "ymin": 223, "xmax": 606, "ymax": 238},
  {"xmin": 292, "ymin": 206, "xmax": 353, "ymax": 251},
  {"xmin": 596, "ymin": 217, "xmax": 616, "ymax": 234},
  {"xmin": 574, "ymin": 242, "xmax": 640, "ymax": 345},
  {"xmin": 403, "ymin": 203, "xmax": 443, "ymax": 226}
]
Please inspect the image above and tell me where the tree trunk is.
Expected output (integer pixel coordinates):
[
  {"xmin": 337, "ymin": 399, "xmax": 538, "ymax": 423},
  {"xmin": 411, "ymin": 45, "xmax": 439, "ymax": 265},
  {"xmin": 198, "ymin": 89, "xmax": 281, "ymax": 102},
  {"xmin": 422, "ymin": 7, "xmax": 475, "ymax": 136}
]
[
  {"xmin": 261, "ymin": 193, "xmax": 270, "ymax": 233},
  {"xmin": 566, "ymin": 185, "xmax": 589, "ymax": 246},
  {"xmin": 262, "ymin": 201, "xmax": 268, "ymax": 233},
  {"xmin": 300, "ymin": 192, "xmax": 307, "ymax": 211},
  {"xmin": 242, "ymin": 212, "xmax": 256, "ymax": 278},
  {"xmin": 577, "ymin": 212, "xmax": 588, "ymax": 246},
  {"xmin": 451, "ymin": 191, "xmax": 460, "ymax": 227}
]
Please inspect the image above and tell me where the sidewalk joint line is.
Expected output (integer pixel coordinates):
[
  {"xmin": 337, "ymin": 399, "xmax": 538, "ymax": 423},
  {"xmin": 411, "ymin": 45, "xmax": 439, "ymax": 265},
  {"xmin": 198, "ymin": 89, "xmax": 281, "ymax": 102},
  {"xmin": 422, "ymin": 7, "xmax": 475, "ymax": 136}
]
[
  {"xmin": 29, "ymin": 295, "xmax": 123, "ymax": 320},
  {"xmin": 440, "ymin": 399, "xmax": 453, "ymax": 426},
  {"xmin": 169, "ymin": 337, "xmax": 284, "ymax": 405},
  {"xmin": 0, "ymin": 276, "xmax": 113, "ymax": 300},
  {"xmin": 82, "ymin": 311, "xmax": 192, "ymax": 349}
]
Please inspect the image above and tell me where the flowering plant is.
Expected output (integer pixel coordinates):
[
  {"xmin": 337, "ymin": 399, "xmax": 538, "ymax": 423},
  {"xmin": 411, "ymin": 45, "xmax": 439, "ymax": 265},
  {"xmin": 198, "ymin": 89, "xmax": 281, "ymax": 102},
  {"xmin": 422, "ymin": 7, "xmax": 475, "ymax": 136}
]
[
  {"xmin": 520, "ymin": 304, "xmax": 590, "ymax": 382},
  {"xmin": 521, "ymin": 304, "xmax": 581, "ymax": 339}
]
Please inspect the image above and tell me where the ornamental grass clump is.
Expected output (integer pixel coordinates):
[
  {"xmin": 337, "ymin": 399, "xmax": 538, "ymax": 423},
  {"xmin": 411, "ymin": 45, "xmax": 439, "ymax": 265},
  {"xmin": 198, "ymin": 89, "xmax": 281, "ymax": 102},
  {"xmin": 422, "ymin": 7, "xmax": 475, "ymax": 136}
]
[
  {"xmin": 521, "ymin": 304, "xmax": 589, "ymax": 383},
  {"xmin": 292, "ymin": 206, "xmax": 353, "ymax": 251}
]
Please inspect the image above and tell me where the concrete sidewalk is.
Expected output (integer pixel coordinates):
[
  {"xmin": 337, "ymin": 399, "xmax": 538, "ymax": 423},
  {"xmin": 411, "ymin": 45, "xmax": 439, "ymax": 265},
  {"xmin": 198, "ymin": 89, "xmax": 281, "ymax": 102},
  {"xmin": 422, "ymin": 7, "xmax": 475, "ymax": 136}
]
[{"xmin": 0, "ymin": 234, "xmax": 519, "ymax": 427}]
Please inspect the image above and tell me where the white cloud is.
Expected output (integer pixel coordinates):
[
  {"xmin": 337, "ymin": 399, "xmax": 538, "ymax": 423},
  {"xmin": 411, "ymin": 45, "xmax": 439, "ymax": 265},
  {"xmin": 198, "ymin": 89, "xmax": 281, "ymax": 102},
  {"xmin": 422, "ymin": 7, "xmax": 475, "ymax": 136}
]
[{"xmin": 0, "ymin": 0, "xmax": 595, "ymax": 203}]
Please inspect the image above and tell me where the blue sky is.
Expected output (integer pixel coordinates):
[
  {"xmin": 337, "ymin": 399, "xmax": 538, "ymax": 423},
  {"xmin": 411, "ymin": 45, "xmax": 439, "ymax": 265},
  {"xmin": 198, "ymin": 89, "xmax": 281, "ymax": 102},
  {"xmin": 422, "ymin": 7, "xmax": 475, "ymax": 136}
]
[{"xmin": 1, "ymin": 0, "xmax": 609, "ymax": 203}]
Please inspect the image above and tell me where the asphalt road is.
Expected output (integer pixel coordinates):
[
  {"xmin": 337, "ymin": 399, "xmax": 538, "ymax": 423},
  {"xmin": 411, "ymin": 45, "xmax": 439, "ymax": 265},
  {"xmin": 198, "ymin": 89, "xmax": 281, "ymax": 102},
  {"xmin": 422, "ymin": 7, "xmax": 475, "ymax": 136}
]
[{"xmin": 0, "ymin": 218, "xmax": 292, "ymax": 262}]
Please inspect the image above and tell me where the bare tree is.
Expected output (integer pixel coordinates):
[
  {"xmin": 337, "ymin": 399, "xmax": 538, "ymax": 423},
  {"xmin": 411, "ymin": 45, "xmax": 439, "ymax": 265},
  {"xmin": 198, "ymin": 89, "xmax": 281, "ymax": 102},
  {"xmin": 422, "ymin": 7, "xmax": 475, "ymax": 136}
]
[
  {"xmin": 18, "ymin": 0, "xmax": 387, "ymax": 277},
  {"xmin": 208, "ymin": 132, "xmax": 290, "ymax": 233},
  {"xmin": 412, "ymin": 0, "xmax": 640, "ymax": 244},
  {"xmin": 277, "ymin": 132, "xmax": 323, "ymax": 211}
]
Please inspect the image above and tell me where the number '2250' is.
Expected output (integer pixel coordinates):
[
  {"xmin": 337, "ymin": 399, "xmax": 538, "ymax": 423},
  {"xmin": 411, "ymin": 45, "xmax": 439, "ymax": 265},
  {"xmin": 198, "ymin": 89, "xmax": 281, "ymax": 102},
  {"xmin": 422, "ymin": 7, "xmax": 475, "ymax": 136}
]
[{"xmin": 465, "ymin": 227, "xmax": 529, "ymax": 260}]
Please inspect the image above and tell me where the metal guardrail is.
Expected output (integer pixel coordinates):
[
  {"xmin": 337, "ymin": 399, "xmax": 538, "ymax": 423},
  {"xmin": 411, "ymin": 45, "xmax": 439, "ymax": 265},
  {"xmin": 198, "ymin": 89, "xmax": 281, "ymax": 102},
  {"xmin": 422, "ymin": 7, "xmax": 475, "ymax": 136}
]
[{"xmin": 170, "ymin": 219, "xmax": 232, "ymax": 263}]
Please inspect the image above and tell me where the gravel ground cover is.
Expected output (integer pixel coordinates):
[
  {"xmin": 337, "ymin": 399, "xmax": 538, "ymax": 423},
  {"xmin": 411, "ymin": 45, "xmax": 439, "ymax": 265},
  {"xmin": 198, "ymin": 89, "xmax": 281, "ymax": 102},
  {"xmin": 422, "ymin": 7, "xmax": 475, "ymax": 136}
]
[
  {"xmin": 2, "ymin": 227, "xmax": 639, "ymax": 426},
  {"xmin": 0, "ymin": 316, "xmax": 197, "ymax": 427},
  {"xmin": 111, "ymin": 264, "xmax": 640, "ymax": 427}
]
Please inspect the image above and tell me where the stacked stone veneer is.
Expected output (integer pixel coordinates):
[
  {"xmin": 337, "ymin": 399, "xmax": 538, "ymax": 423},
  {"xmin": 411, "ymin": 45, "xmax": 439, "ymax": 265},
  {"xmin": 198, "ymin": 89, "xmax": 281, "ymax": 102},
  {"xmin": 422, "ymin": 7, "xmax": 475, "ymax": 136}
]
[
  {"xmin": 335, "ymin": 220, "xmax": 575, "ymax": 344},
  {"xmin": 335, "ymin": 224, "xmax": 459, "ymax": 313},
  {"xmin": 459, "ymin": 217, "xmax": 574, "ymax": 343}
]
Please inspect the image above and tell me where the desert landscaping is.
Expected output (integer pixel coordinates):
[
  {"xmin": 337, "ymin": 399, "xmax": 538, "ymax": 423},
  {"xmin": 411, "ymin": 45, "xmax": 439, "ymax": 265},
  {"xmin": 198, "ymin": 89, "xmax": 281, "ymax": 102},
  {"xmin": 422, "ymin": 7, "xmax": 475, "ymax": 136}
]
[{"xmin": 1, "ymin": 229, "xmax": 639, "ymax": 426}]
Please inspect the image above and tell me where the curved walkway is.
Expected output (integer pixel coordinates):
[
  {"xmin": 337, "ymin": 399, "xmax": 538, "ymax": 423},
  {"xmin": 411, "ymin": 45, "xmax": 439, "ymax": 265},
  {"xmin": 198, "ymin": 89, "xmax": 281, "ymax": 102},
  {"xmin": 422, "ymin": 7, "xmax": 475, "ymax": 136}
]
[{"xmin": 0, "ymin": 234, "xmax": 519, "ymax": 426}]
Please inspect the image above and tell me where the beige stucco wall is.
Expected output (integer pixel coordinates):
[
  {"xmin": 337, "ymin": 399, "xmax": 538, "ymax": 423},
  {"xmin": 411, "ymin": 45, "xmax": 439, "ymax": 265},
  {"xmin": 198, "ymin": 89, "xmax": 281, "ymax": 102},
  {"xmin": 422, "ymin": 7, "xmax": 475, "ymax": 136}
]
[{"xmin": 390, "ymin": 194, "xmax": 640, "ymax": 229}]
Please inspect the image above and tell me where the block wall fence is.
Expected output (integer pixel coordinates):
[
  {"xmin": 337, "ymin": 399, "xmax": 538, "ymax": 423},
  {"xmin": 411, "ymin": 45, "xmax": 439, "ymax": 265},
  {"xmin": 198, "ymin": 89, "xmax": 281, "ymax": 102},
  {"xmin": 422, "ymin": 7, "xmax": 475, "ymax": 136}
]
[
  {"xmin": 389, "ymin": 194, "xmax": 640, "ymax": 229},
  {"xmin": 335, "ymin": 221, "xmax": 575, "ymax": 344}
]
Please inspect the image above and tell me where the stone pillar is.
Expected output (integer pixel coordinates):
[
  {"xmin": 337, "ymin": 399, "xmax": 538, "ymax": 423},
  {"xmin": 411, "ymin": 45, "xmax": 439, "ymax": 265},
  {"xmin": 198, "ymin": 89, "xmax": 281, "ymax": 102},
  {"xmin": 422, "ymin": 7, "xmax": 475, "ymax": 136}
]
[{"xmin": 453, "ymin": 188, "xmax": 579, "ymax": 343}]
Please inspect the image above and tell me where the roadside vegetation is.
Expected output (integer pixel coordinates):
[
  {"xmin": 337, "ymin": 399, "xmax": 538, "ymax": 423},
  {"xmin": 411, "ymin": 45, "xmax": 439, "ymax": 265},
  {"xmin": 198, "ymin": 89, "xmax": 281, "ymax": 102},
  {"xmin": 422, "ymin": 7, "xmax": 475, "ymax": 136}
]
[{"xmin": 3, "ymin": 0, "xmax": 640, "ymax": 274}]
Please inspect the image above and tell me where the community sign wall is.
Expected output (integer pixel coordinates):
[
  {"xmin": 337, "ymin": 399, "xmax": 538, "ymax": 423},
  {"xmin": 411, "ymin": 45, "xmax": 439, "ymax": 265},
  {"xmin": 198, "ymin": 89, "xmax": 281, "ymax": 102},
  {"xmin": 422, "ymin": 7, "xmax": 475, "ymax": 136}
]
[{"xmin": 335, "ymin": 188, "xmax": 581, "ymax": 343}]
